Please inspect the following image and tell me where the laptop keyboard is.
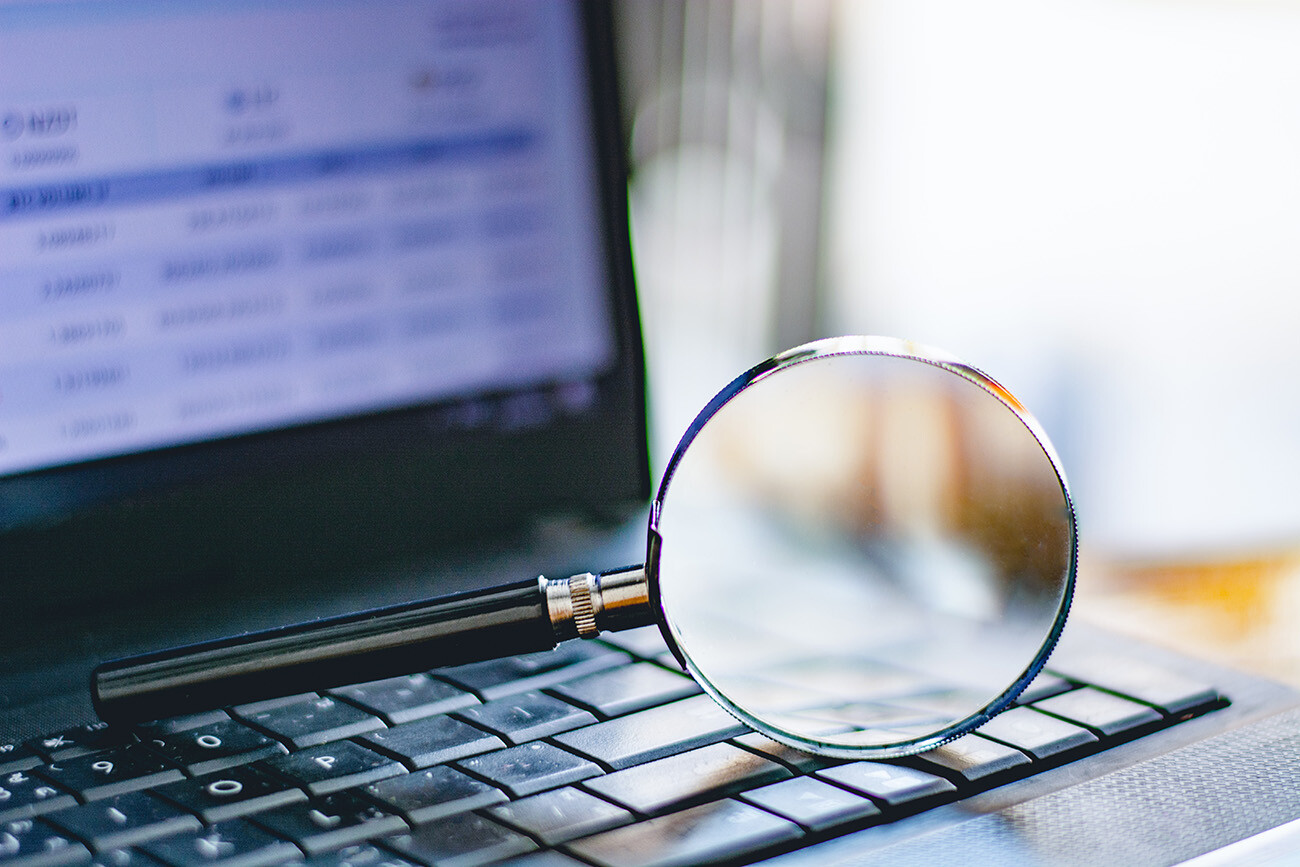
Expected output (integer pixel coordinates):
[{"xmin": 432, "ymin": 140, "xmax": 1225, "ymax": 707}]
[{"xmin": 0, "ymin": 628, "xmax": 1227, "ymax": 867}]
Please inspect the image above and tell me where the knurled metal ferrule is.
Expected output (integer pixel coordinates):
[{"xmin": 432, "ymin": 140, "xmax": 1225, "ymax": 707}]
[
  {"xmin": 568, "ymin": 574, "xmax": 599, "ymax": 638},
  {"xmin": 543, "ymin": 567, "xmax": 653, "ymax": 641}
]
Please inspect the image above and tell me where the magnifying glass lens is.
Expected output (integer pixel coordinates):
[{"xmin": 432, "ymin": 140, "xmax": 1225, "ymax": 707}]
[{"xmin": 651, "ymin": 340, "xmax": 1075, "ymax": 758}]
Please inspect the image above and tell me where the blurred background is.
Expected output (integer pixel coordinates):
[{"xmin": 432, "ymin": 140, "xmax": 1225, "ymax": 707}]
[{"xmin": 612, "ymin": 0, "xmax": 1300, "ymax": 683}]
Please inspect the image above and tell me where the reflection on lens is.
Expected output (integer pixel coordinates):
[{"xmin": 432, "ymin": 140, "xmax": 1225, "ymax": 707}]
[{"xmin": 649, "ymin": 337, "xmax": 1075, "ymax": 758}]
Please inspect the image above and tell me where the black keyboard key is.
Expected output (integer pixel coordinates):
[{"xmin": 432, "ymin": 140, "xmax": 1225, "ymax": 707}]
[
  {"xmin": 437, "ymin": 643, "xmax": 628, "ymax": 700},
  {"xmin": 740, "ymin": 776, "xmax": 881, "ymax": 832},
  {"xmin": 548, "ymin": 663, "xmax": 699, "ymax": 718},
  {"xmin": 453, "ymin": 693, "xmax": 596, "ymax": 745},
  {"xmin": 1048, "ymin": 656, "xmax": 1220, "ymax": 715},
  {"xmin": 135, "ymin": 711, "xmax": 233, "ymax": 737},
  {"xmin": 730, "ymin": 733, "xmax": 838, "ymax": 774},
  {"xmin": 0, "ymin": 747, "xmax": 41, "ymax": 778},
  {"xmin": 260, "ymin": 740, "xmax": 403, "ymax": 797},
  {"xmin": 1034, "ymin": 687, "xmax": 1164, "ymax": 737},
  {"xmin": 231, "ymin": 695, "xmax": 316, "ymax": 716},
  {"xmin": 43, "ymin": 792, "xmax": 200, "ymax": 851},
  {"xmin": 0, "ymin": 819, "xmax": 90, "ymax": 867},
  {"xmin": 552, "ymin": 695, "xmax": 748, "ymax": 771},
  {"xmin": 331, "ymin": 674, "xmax": 478, "ymax": 726},
  {"xmin": 89, "ymin": 847, "xmax": 168, "ymax": 866},
  {"xmin": 566, "ymin": 799, "xmax": 802, "ymax": 867},
  {"xmin": 380, "ymin": 812, "xmax": 535, "ymax": 866},
  {"xmin": 363, "ymin": 766, "xmax": 505, "ymax": 824},
  {"xmin": 818, "ymin": 761, "xmax": 957, "ymax": 809},
  {"xmin": 301, "ymin": 843, "xmax": 418, "ymax": 866},
  {"xmin": 359, "ymin": 716, "xmax": 503, "ymax": 770},
  {"xmin": 488, "ymin": 787, "xmax": 632, "ymax": 845},
  {"xmin": 152, "ymin": 766, "xmax": 306, "ymax": 824},
  {"xmin": 250, "ymin": 791, "xmax": 406, "ymax": 857},
  {"xmin": 27, "ymin": 726, "xmax": 130, "ymax": 764},
  {"xmin": 456, "ymin": 742, "xmax": 601, "ymax": 800},
  {"xmin": 143, "ymin": 720, "xmax": 287, "ymax": 777},
  {"xmin": 595, "ymin": 626, "xmax": 672, "ymax": 660},
  {"xmin": 1015, "ymin": 672, "xmax": 1074, "ymax": 704},
  {"xmin": 0, "ymin": 773, "xmax": 77, "ymax": 824},
  {"xmin": 584, "ymin": 742, "xmax": 790, "ymax": 816},
  {"xmin": 906, "ymin": 734, "xmax": 1032, "ymax": 784},
  {"xmin": 141, "ymin": 819, "xmax": 300, "ymax": 867},
  {"xmin": 236, "ymin": 696, "xmax": 384, "ymax": 750},
  {"xmin": 976, "ymin": 706, "xmax": 1098, "ymax": 760},
  {"xmin": 37, "ymin": 747, "xmax": 181, "ymax": 802},
  {"xmin": 493, "ymin": 854, "xmax": 587, "ymax": 867}
]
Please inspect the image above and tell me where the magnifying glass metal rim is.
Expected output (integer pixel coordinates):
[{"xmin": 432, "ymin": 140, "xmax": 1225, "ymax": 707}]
[{"xmin": 645, "ymin": 335, "xmax": 1078, "ymax": 759}]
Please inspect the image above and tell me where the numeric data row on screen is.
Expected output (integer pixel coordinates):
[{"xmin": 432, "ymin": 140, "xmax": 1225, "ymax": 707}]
[
  {"xmin": 0, "ymin": 308, "xmax": 570, "ymax": 474},
  {"xmin": 0, "ymin": 152, "xmax": 549, "ymax": 317},
  {"xmin": 0, "ymin": 286, "xmax": 568, "ymax": 413},
  {"xmin": 0, "ymin": 236, "xmax": 573, "ymax": 377},
  {"xmin": 3, "ymin": 213, "xmax": 548, "ymax": 319}
]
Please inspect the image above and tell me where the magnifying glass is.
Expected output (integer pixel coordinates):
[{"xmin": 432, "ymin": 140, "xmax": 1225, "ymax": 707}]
[{"xmin": 93, "ymin": 336, "xmax": 1076, "ymax": 759}]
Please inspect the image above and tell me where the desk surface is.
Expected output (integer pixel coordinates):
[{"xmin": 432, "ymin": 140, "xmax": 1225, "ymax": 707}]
[{"xmin": 1075, "ymin": 549, "xmax": 1300, "ymax": 689}]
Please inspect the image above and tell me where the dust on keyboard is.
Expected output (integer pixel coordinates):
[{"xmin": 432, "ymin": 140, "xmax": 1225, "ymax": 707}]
[{"xmin": 0, "ymin": 629, "xmax": 1228, "ymax": 867}]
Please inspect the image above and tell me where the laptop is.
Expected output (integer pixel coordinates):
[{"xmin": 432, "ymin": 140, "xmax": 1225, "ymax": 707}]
[{"xmin": 2, "ymin": 2, "xmax": 1299, "ymax": 866}]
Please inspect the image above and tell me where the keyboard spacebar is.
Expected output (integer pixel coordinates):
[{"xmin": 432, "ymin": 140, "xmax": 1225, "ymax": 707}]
[{"xmin": 553, "ymin": 695, "xmax": 749, "ymax": 770}]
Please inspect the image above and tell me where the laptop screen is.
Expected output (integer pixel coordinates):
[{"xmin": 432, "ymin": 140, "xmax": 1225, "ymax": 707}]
[{"xmin": 0, "ymin": 0, "xmax": 647, "ymax": 612}]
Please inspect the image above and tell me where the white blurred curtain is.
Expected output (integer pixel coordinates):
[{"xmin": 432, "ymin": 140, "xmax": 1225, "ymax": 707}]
[
  {"xmin": 614, "ymin": 0, "xmax": 833, "ymax": 457},
  {"xmin": 826, "ymin": 0, "xmax": 1300, "ymax": 556}
]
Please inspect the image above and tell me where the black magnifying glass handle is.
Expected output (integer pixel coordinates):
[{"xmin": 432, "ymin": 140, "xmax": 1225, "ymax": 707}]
[{"xmin": 91, "ymin": 566, "xmax": 653, "ymax": 725}]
